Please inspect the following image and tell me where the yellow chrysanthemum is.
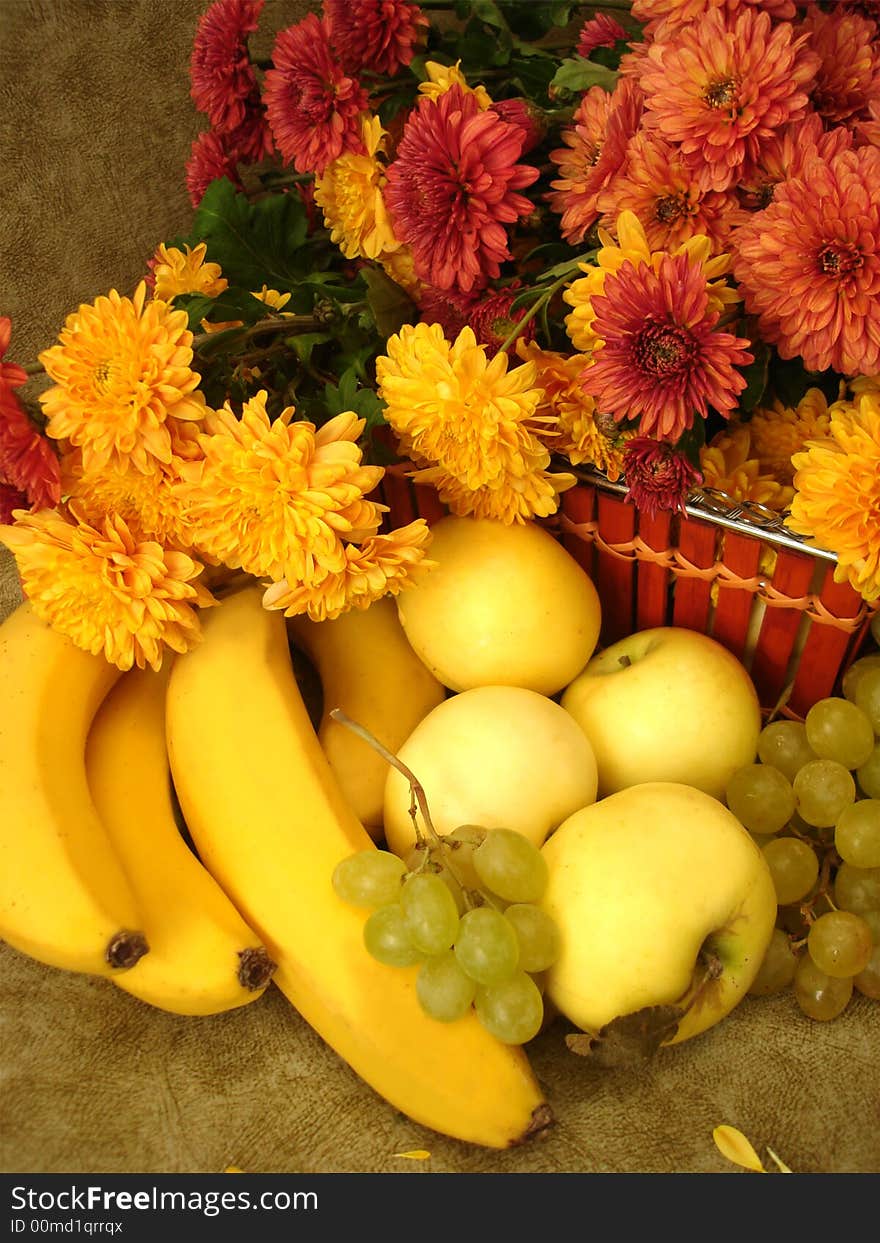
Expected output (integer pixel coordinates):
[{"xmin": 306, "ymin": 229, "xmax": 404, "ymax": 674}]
[
  {"xmin": 178, "ymin": 391, "xmax": 385, "ymax": 582},
  {"xmin": 748, "ymin": 388, "xmax": 834, "ymax": 484},
  {"xmin": 563, "ymin": 210, "xmax": 740, "ymax": 353},
  {"xmin": 252, "ymin": 286, "xmax": 292, "ymax": 313},
  {"xmin": 38, "ymin": 281, "xmax": 207, "ymax": 475},
  {"xmin": 376, "ymin": 323, "xmax": 576, "ymax": 524},
  {"xmin": 151, "ymin": 242, "xmax": 227, "ymax": 302},
  {"xmin": 380, "ymin": 244, "xmax": 423, "ymax": 300},
  {"xmin": 314, "ymin": 115, "xmax": 401, "ymax": 261},
  {"xmin": 418, "ymin": 60, "xmax": 492, "ymax": 109},
  {"xmin": 262, "ymin": 520, "xmax": 435, "ymax": 621},
  {"xmin": 515, "ymin": 340, "xmax": 628, "ymax": 480},
  {"xmin": 849, "ymin": 373, "xmax": 880, "ymax": 399},
  {"xmin": 0, "ymin": 503, "xmax": 214, "ymax": 670},
  {"xmin": 787, "ymin": 393, "xmax": 880, "ymax": 601},
  {"xmin": 699, "ymin": 423, "xmax": 795, "ymax": 511}
]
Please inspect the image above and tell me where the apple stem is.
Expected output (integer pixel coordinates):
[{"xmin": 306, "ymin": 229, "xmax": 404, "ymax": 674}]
[{"xmin": 329, "ymin": 708, "xmax": 438, "ymax": 847}]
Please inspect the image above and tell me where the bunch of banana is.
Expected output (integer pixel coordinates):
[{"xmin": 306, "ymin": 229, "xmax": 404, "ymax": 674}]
[
  {"xmin": 166, "ymin": 585, "xmax": 552, "ymax": 1149},
  {"xmin": 0, "ymin": 598, "xmax": 275, "ymax": 1015}
]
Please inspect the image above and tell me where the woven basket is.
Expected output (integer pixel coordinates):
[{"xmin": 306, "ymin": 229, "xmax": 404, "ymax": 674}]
[{"xmin": 378, "ymin": 463, "xmax": 879, "ymax": 721}]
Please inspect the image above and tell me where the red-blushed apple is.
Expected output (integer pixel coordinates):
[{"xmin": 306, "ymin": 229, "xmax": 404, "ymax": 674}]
[
  {"xmin": 560, "ymin": 626, "xmax": 762, "ymax": 800},
  {"xmin": 395, "ymin": 514, "xmax": 602, "ymax": 697},
  {"xmin": 540, "ymin": 782, "xmax": 778, "ymax": 1044}
]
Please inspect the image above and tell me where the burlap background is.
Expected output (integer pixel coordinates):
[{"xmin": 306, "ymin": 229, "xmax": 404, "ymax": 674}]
[{"xmin": 0, "ymin": 0, "xmax": 877, "ymax": 1176}]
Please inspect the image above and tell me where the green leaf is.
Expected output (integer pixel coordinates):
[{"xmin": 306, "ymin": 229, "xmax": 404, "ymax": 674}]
[
  {"xmin": 737, "ymin": 340, "xmax": 771, "ymax": 414},
  {"xmin": 465, "ymin": 0, "xmax": 508, "ymax": 29},
  {"xmin": 550, "ymin": 57, "xmax": 618, "ymax": 100},
  {"xmin": 174, "ymin": 287, "xmax": 269, "ymax": 332},
  {"xmin": 190, "ymin": 178, "xmax": 312, "ymax": 292},
  {"xmin": 361, "ymin": 267, "xmax": 418, "ymax": 338},
  {"xmin": 290, "ymin": 332, "xmax": 333, "ymax": 364},
  {"xmin": 324, "ymin": 366, "xmax": 387, "ymax": 432},
  {"xmin": 767, "ymin": 350, "xmax": 843, "ymax": 408}
]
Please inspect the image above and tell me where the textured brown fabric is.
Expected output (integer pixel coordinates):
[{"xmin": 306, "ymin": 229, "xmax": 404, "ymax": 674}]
[{"xmin": 1, "ymin": 0, "xmax": 878, "ymax": 1177}]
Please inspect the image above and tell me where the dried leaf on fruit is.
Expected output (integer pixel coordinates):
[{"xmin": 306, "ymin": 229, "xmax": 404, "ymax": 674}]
[{"xmin": 564, "ymin": 1005, "xmax": 683, "ymax": 1066}]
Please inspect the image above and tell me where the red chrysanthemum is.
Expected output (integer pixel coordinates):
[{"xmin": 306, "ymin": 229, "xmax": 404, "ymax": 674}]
[
  {"xmin": 190, "ymin": 0, "xmax": 264, "ymax": 133},
  {"xmin": 732, "ymin": 145, "xmax": 880, "ymax": 377},
  {"xmin": 0, "ymin": 391, "xmax": 61, "ymax": 512},
  {"xmin": 736, "ymin": 112, "xmax": 851, "ymax": 211},
  {"xmin": 622, "ymin": 436, "xmax": 702, "ymax": 518},
  {"xmin": 490, "ymin": 99, "xmax": 547, "ymax": 156},
  {"xmin": 185, "ymin": 130, "xmax": 243, "ymax": 207},
  {"xmin": 632, "ymin": 0, "xmax": 796, "ymax": 37},
  {"xmin": 384, "ymin": 84, "xmax": 538, "ymax": 296},
  {"xmin": 577, "ymin": 13, "xmax": 627, "ymax": 58},
  {"xmin": 0, "ymin": 483, "xmax": 27, "ymax": 524},
  {"xmin": 797, "ymin": 3, "xmax": 880, "ymax": 125},
  {"xmin": 468, "ymin": 285, "xmax": 536, "ymax": 359},
  {"xmin": 597, "ymin": 129, "xmax": 743, "ymax": 251},
  {"xmin": 583, "ymin": 251, "xmax": 753, "ymax": 441},
  {"xmin": 323, "ymin": 0, "xmax": 426, "ymax": 77},
  {"xmin": 0, "ymin": 316, "xmax": 27, "ymax": 393},
  {"xmin": 263, "ymin": 13, "xmax": 368, "ymax": 176},
  {"xmin": 549, "ymin": 78, "xmax": 643, "ymax": 245},
  {"xmin": 417, "ymin": 285, "xmax": 475, "ymax": 341},
  {"xmin": 639, "ymin": 8, "xmax": 820, "ymax": 193}
]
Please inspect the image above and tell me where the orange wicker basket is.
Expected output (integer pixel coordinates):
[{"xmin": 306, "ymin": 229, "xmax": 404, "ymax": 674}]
[{"xmin": 378, "ymin": 461, "xmax": 879, "ymax": 721}]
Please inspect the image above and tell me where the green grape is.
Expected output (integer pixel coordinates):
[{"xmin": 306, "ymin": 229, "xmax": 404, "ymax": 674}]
[
  {"xmin": 804, "ymin": 697, "xmax": 875, "ymax": 770},
  {"xmin": 439, "ymin": 824, "xmax": 488, "ymax": 894},
  {"xmin": 472, "ymin": 828, "xmax": 549, "ymax": 904},
  {"xmin": 856, "ymin": 744, "xmax": 880, "ymax": 799},
  {"xmin": 415, "ymin": 950, "xmax": 476, "ymax": 1022},
  {"xmin": 833, "ymin": 863, "xmax": 880, "ymax": 915},
  {"xmin": 404, "ymin": 843, "xmax": 467, "ymax": 914},
  {"xmin": 747, "ymin": 928, "xmax": 799, "ymax": 997},
  {"xmin": 400, "ymin": 873, "xmax": 460, "ymax": 956},
  {"xmin": 363, "ymin": 903, "xmax": 423, "ymax": 967},
  {"xmin": 724, "ymin": 763, "xmax": 795, "ymax": 834},
  {"xmin": 761, "ymin": 837, "xmax": 819, "ymax": 905},
  {"xmin": 331, "ymin": 849, "xmax": 407, "ymax": 908},
  {"xmin": 807, "ymin": 910, "xmax": 873, "ymax": 978},
  {"xmin": 794, "ymin": 954, "xmax": 853, "ymax": 1021},
  {"xmin": 503, "ymin": 904, "xmax": 561, "ymax": 974},
  {"xmin": 842, "ymin": 653, "xmax": 880, "ymax": 703},
  {"xmin": 792, "ymin": 758, "xmax": 856, "ymax": 827},
  {"xmin": 855, "ymin": 667, "xmax": 880, "ymax": 734},
  {"xmin": 453, "ymin": 905, "xmax": 520, "ymax": 985},
  {"xmin": 474, "ymin": 971, "xmax": 545, "ymax": 1045},
  {"xmin": 756, "ymin": 720, "xmax": 818, "ymax": 783},
  {"xmin": 834, "ymin": 800, "xmax": 880, "ymax": 869},
  {"xmin": 853, "ymin": 910, "xmax": 880, "ymax": 1000}
]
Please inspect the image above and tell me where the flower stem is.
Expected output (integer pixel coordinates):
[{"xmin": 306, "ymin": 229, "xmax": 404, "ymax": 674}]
[{"xmin": 497, "ymin": 258, "xmax": 592, "ymax": 356}]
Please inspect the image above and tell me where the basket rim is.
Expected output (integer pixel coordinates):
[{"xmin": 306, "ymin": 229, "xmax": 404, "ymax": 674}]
[{"xmin": 567, "ymin": 463, "xmax": 838, "ymax": 565}]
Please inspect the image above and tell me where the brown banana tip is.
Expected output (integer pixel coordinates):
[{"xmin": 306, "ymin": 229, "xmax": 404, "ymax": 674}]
[
  {"xmin": 105, "ymin": 931, "xmax": 150, "ymax": 970},
  {"xmin": 237, "ymin": 947, "xmax": 278, "ymax": 992},
  {"xmin": 510, "ymin": 1102, "xmax": 555, "ymax": 1147}
]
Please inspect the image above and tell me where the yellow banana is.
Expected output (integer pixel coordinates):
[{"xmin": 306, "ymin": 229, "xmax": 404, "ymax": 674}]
[
  {"xmin": 286, "ymin": 596, "xmax": 446, "ymax": 836},
  {"xmin": 85, "ymin": 663, "xmax": 277, "ymax": 1015},
  {"xmin": 166, "ymin": 586, "xmax": 551, "ymax": 1149},
  {"xmin": 0, "ymin": 601, "xmax": 149, "ymax": 976}
]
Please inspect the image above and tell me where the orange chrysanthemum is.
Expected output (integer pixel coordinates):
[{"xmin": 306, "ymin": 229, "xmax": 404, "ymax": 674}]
[
  {"xmin": 639, "ymin": 8, "xmax": 819, "ymax": 192},
  {"xmin": 0, "ymin": 503, "xmax": 214, "ymax": 670},
  {"xmin": 177, "ymin": 392, "xmax": 385, "ymax": 582},
  {"xmin": 735, "ymin": 112, "xmax": 852, "ymax": 211},
  {"xmin": 515, "ymin": 340, "xmax": 627, "ymax": 479},
  {"xmin": 375, "ymin": 322, "xmax": 575, "ymax": 523},
  {"xmin": 787, "ymin": 394, "xmax": 880, "ymax": 601},
  {"xmin": 38, "ymin": 281, "xmax": 207, "ymax": 475},
  {"xmin": 699, "ymin": 423, "xmax": 794, "ymax": 510},
  {"xmin": 313, "ymin": 115, "xmax": 401, "ymax": 261},
  {"xmin": 597, "ymin": 129, "xmax": 743, "ymax": 251},
  {"xmin": 548, "ymin": 79, "xmax": 643, "ymax": 245},
  {"xmin": 150, "ymin": 242, "xmax": 228, "ymax": 302},
  {"xmin": 632, "ymin": 0, "xmax": 796, "ymax": 33},
  {"xmin": 798, "ymin": 3, "xmax": 880, "ymax": 125},
  {"xmin": 732, "ymin": 146, "xmax": 880, "ymax": 376},
  {"xmin": 747, "ymin": 388, "xmax": 834, "ymax": 484},
  {"xmin": 261, "ymin": 521, "xmax": 435, "ymax": 621}
]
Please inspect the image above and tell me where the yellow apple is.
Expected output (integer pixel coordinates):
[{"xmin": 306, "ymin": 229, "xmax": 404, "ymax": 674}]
[
  {"xmin": 383, "ymin": 685, "xmax": 598, "ymax": 859},
  {"xmin": 395, "ymin": 514, "xmax": 602, "ymax": 697},
  {"xmin": 540, "ymin": 782, "xmax": 778, "ymax": 1044},
  {"xmin": 561, "ymin": 626, "xmax": 762, "ymax": 800}
]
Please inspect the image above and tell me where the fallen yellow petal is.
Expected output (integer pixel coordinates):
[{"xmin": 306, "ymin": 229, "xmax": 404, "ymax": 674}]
[
  {"xmin": 394, "ymin": 1150, "xmax": 431, "ymax": 1161},
  {"xmin": 765, "ymin": 1146, "xmax": 794, "ymax": 1174},
  {"xmin": 224, "ymin": 1166, "xmax": 244, "ymax": 1173},
  {"xmin": 712, "ymin": 1125, "xmax": 765, "ymax": 1173}
]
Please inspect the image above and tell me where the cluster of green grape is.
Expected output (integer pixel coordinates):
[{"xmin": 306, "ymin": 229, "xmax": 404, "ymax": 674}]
[
  {"xmin": 724, "ymin": 647, "xmax": 880, "ymax": 1022},
  {"xmin": 331, "ymin": 825, "xmax": 561, "ymax": 1045}
]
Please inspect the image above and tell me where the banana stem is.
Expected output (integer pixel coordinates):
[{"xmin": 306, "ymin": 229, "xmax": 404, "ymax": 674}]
[{"xmin": 328, "ymin": 708, "xmax": 437, "ymax": 846}]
